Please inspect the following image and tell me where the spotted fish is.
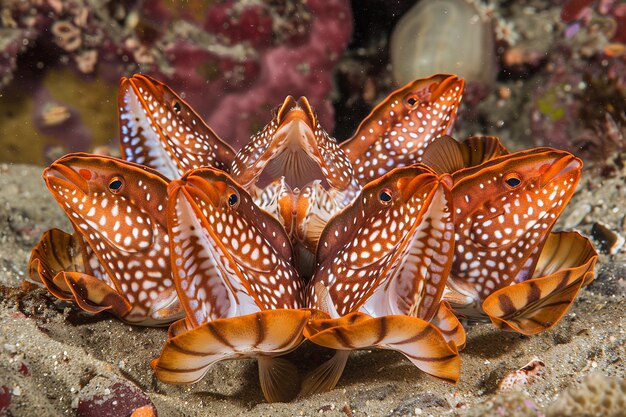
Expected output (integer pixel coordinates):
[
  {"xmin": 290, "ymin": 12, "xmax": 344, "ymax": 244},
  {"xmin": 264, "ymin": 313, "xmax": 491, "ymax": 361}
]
[
  {"xmin": 230, "ymin": 96, "xmax": 361, "ymax": 275},
  {"xmin": 341, "ymin": 74, "xmax": 464, "ymax": 184},
  {"xmin": 301, "ymin": 164, "xmax": 464, "ymax": 396},
  {"xmin": 230, "ymin": 96, "xmax": 359, "ymax": 195},
  {"xmin": 29, "ymin": 153, "xmax": 182, "ymax": 325},
  {"xmin": 151, "ymin": 167, "xmax": 309, "ymax": 403},
  {"xmin": 423, "ymin": 137, "xmax": 594, "ymax": 334},
  {"xmin": 118, "ymin": 74, "xmax": 236, "ymax": 179}
]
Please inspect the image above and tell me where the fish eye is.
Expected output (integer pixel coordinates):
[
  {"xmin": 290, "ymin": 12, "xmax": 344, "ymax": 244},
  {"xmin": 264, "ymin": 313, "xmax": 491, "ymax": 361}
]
[
  {"xmin": 504, "ymin": 173, "xmax": 522, "ymax": 188},
  {"xmin": 379, "ymin": 188, "xmax": 393, "ymax": 204},
  {"xmin": 108, "ymin": 177, "xmax": 124, "ymax": 194},
  {"xmin": 404, "ymin": 94, "xmax": 419, "ymax": 108},
  {"xmin": 172, "ymin": 100, "xmax": 182, "ymax": 113},
  {"xmin": 227, "ymin": 191, "xmax": 239, "ymax": 207}
]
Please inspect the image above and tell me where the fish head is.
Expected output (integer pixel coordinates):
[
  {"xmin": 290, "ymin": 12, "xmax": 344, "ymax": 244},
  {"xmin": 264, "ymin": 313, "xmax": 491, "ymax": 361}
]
[
  {"xmin": 43, "ymin": 153, "xmax": 178, "ymax": 323},
  {"xmin": 119, "ymin": 74, "xmax": 235, "ymax": 178},
  {"xmin": 230, "ymin": 96, "xmax": 357, "ymax": 192},
  {"xmin": 450, "ymin": 148, "xmax": 582, "ymax": 299},
  {"xmin": 167, "ymin": 168, "xmax": 304, "ymax": 326},
  {"xmin": 311, "ymin": 164, "xmax": 454, "ymax": 321},
  {"xmin": 44, "ymin": 153, "xmax": 169, "ymax": 254},
  {"xmin": 342, "ymin": 74, "xmax": 465, "ymax": 183}
]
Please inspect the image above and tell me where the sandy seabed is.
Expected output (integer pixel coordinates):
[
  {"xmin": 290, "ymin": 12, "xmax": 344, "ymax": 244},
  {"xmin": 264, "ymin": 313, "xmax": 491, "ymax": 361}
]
[{"xmin": 0, "ymin": 163, "xmax": 624, "ymax": 417}]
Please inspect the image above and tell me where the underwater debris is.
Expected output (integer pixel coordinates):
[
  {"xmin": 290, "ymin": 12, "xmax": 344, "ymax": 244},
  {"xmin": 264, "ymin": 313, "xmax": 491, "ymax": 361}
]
[{"xmin": 498, "ymin": 359, "xmax": 546, "ymax": 392}]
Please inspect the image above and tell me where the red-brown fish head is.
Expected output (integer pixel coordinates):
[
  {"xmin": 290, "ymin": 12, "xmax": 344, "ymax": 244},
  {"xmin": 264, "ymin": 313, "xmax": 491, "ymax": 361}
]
[
  {"xmin": 342, "ymin": 74, "xmax": 465, "ymax": 184},
  {"xmin": 449, "ymin": 148, "xmax": 583, "ymax": 302},
  {"xmin": 230, "ymin": 96, "xmax": 358, "ymax": 193},
  {"xmin": 43, "ymin": 153, "xmax": 179, "ymax": 324},
  {"xmin": 166, "ymin": 167, "xmax": 304, "ymax": 327},
  {"xmin": 119, "ymin": 74, "xmax": 235, "ymax": 178},
  {"xmin": 310, "ymin": 164, "xmax": 455, "ymax": 321}
]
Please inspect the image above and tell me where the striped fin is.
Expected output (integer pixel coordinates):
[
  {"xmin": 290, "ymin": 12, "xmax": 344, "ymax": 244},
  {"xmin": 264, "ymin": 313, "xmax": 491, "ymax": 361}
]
[
  {"xmin": 421, "ymin": 135, "xmax": 510, "ymax": 175},
  {"xmin": 482, "ymin": 232, "xmax": 598, "ymax": 335},
  {"xmin": 258, "ymin": 356, "xmax": 301, "ymax": 403},
  {"xmin": 151, "ymin": 310, "xmax": 310, "ymax": 399},
  {"xmin": 59, "ymin": 271, "xmax": 133, "ymax": 317},
  {"xmin": 305, "ymin": 314, "xmax": 460, "ymax": 384},
  {"xmin": 28, "ymin": 228, "xmax": 85, "ymax": 298},
  {"xmin": 299, "ymin": 350, "xmax": 350, "ymax": 397},
  {"xmin": 459, "ymin": 136, "xmax": 510, "ymax": 167},
  {"xmin": 28, "ymin": 229, "xmax": 138, "ymax": 320}
]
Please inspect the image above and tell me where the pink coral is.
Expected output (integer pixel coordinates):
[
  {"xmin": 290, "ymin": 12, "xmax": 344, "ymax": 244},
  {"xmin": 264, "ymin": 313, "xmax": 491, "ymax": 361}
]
[{"xmin": 202, "ymin": 0, "xmax": 352, "ymax": 147}]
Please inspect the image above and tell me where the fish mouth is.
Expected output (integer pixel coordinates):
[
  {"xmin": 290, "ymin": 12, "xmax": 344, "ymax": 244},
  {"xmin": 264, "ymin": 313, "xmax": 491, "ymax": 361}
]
[
  {"xmin": 171, "ymin": 171, "xmax": 226, "ymax": 208},
  {"xmin": 398, "ymin": 171, "xmax": 439, "ymax": 203},
  {"xmin": 259, "ymin": 97, "xmax": 329, "ymax": 190},
  {"xmin": 43, "ymin": 161, "xmax": 90, "ymax": 195},
  {"xmin": 124, "ymin": 74, "xmax": 163, "ymax": 102},
  {"xmin": 540, "ymin": 154, "xmax": 582, "ymax": 186}
]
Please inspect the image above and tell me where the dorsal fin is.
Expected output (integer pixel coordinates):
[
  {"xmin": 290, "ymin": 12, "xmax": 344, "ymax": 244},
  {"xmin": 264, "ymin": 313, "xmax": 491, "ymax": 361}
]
[
  {"xmin": 421, "ymin": 135, "xmax": 465, "ymax": 174},
  {"xmin": 459, "ymin": 136, "xmax": 510, "ymax": 168}
]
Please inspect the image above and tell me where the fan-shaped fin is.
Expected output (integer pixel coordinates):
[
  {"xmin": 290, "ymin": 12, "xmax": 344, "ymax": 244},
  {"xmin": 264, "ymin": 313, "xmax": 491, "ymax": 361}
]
[
  {"xmin": 61, "ymin": 271, "xmax": 133, "ymax": 317},
  {"xmin": 152, "ymin": 309, "xmax": 309, "ymax": 384},
  {"xmin": 299, "ymin": 350, "xmax": 350, "ymax": 397},
  {"xmin": 459, "ymin": 136, "xmax": 509, "ymax": 167},
  {"xmin": 28, "ymin": 228, "xmax": 84, "ymax": 297},
  {"xmin": 306, "ymin": 315, "xmax": 460, "ymax": 383},
  {"xmin": 421, "ymin": 135, "xmax": 465, "ymax": 175},
  {"xmin": 258, "ymin": 356, "xmax": 300, "ymax": 403},
  {"xmin": 482, "ymin": 232, "xmax": 598, "ymax": 335}
]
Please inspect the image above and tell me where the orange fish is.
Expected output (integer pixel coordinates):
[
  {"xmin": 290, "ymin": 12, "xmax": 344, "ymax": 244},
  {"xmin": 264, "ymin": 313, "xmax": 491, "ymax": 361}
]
[
  {"xmin": 151, "ymin": 167, "xmax": 309, "ymax": 403},
  {"xmin": 118, "ymin": 74, "xmax": 236, "ymax": 179},
  {"xmin": 302, "ymin": 164, "xmax": 464, "ymax": 396},
  {"xmin": 422, "ymin": 136, "xmax": 597, "ymax": 334},
  {"xmin": 230, "ymin": 96, "xmax": 362, "ymax": 276},
  {"xmin": 341, "ymin": 74, "xmax": 464, "ymax": 184},
  {"xmin": 30, "ymin": 153, "xmax": 182, "ymax": 325}
]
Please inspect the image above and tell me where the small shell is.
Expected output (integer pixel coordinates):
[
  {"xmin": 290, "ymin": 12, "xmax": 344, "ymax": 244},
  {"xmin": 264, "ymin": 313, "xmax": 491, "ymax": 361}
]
[{"xmin": 499, "ymin": 359, "xmax": 546, "ymax": 391}]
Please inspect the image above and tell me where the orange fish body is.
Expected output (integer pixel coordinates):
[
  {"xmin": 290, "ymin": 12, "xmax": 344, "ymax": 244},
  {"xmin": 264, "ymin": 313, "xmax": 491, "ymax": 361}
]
[
  {"xmin": 302, "ymin": 164, "xmax": 464, "ymax": 396},
  {"xmin": 30, "ymin": 153, "xmax": 182, "ymax": 325},
  {"xmin": 151, "ymin": 167, "xmax": 309, "ymax": 403}
]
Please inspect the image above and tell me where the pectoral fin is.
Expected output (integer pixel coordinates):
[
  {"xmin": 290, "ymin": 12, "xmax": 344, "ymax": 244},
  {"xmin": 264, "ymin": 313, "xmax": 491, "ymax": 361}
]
[
  {"xmin": 60, "ymin": 271, "xmax": 133, "ymax": 317},
  {"xmin": 306, "ymin": 315, "xmax": 460, "ymax": 384},
  {"xmin": 152, "ymin": 309, "xmax": 310, "ymax": 385},
  {"xmin": 258, "ymin": 356, "xmax": 300, "ymax": 403},
  {"xmin": 482, "ymin": 232, "xmax": 598, "ymax": 335}
]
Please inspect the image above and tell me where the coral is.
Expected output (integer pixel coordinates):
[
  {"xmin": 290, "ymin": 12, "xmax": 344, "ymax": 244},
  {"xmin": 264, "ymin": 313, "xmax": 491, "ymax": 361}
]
[
  {"xmin": 546, "ymin": 373, "xmax": 626, "ymax": 417},
  {"xmin": 529, "ymin": 49, "xmax": 626, "ymax": 161},
  {"xmin": 561, "ymin": 0, "xmax": 626, "ymax": 56},
  {"xmin": 0, "ymin": 0, "xmax": 352, "ymax": 158}
]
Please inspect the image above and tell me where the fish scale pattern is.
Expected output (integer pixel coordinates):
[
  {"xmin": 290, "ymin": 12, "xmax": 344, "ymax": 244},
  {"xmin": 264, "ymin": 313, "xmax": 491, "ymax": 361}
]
[{"xmin": 27, "ymin": 73, "xmax": 598, "ymax": 403}]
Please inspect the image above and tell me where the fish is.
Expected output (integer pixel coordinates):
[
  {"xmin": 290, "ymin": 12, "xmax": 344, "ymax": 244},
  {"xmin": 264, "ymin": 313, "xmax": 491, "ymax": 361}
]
[
  {"xmin": 118, "ymin": 74, "xmax": 236, "ymax": 179},
  {"xmin": 301, "ymin": 164, "xmax": 464, "ymax": 396},
  {"xmin": 29, "ymin": 153, "xmax": 182, "ymax": 325},
  {"xmin": 230, "ymin": 96, "xmax": 360, "ymax": 197},
  {"xmin": 150, "ymin": 167, "xmax": 309, "ymax": 403},
  {"xmin": 230, "ymin": 96, "xmax": 361, "ymax": 275},
  {"xmin": 341, "ymin": 74, "xmax": 465, "ymax": 184},
  {"xmin": 422, "ymin": 136, "xmax": 596, "ymax": 334}
]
